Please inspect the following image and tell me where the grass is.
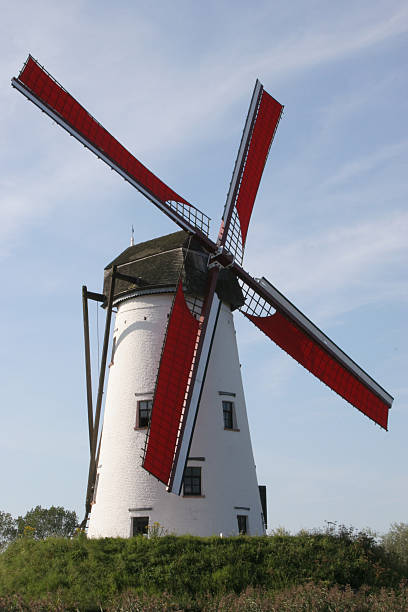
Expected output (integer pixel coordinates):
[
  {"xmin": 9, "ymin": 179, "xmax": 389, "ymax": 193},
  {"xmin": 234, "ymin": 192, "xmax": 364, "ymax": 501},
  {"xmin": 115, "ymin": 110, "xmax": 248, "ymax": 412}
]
[
  {"xmin": 1, "ymin": 583, "xmax": 408, "ymax": 611},
  {"xmin": 0, "ymin": 527, "xmax": 406, "ymax": 610}
]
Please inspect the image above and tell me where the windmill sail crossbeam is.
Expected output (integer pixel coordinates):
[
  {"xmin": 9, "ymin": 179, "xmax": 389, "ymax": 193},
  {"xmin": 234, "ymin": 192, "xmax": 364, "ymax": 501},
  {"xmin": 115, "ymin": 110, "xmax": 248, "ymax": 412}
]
[
  {"xmin": 12, "ymin": 56, "xmax": 210, "ymax": 237},
  {"xmin": 238, "ymin": 275, "xmax": 392, "ymax": 429}
]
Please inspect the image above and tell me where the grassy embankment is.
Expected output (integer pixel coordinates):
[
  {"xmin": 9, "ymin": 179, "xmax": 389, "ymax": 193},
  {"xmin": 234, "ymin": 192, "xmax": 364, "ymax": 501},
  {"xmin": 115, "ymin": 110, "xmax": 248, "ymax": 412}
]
[{"xmin": 0, "ymin": 528, "xmax": 407, "ymax": 610}]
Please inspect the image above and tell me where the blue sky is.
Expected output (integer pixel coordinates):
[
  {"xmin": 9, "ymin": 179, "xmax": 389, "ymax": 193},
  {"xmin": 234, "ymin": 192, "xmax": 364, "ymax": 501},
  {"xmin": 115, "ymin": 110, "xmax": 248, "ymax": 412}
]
[{"xmin": 1, "ymin": 0, "xmax": 406, "ymax": 533}]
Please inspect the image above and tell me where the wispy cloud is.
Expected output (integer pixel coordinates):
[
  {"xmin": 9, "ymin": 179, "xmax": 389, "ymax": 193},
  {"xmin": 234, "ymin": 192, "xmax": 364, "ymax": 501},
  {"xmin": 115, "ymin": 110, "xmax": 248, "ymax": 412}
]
[
  {"xmin": 256, "ymin": 2, "xmax": 408, "ymax": 80},
  {"xmin": 247, "ymin": 209, "xmax": 408, "ymax": 321},
  {"xmin": 320, "ymin": 141, "xmax": 408, "ymax": 190},
  {"xmin": 2, "ymin": 0, "xmax": 407, "ymax": 253},
  {"xmin": 0, "ymin": 142, "xmax": 118, "ymax": 254}
]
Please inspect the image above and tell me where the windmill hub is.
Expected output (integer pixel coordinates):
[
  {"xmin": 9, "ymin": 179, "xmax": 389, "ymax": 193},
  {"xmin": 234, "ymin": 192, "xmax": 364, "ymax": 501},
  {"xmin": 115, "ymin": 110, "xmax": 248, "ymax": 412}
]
[
  {"xmin": 103, "ymin": 231, "xmax": 244, "ymax": 311},
  {"xmin": 209, "ymin": 246, "xmax": 235, "ymax": 269}
]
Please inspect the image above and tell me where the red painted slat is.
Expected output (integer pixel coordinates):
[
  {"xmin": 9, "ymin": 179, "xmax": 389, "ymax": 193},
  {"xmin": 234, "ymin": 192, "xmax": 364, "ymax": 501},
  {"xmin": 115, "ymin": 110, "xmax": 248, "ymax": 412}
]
[
  {"xmin": 143, "ymin": 282, "xmax": 200, "ymax": 485},
  {"xmin": 17, "ymin": 56, "xmax": 190, "ymax": 208},
  {"xmin": 245, "ymin": 311, "xmax": 389, "ymax": 429},
  {"xmin": 235, "ymin": 91, "xmax": 283, "ymax": 245}
]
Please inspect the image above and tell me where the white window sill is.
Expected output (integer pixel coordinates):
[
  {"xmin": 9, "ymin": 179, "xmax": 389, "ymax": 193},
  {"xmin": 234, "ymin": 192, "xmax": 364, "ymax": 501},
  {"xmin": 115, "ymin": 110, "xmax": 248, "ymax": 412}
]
[{"xmin": 182, "ymin": 495, "xmax": 206, "ymax": 498}]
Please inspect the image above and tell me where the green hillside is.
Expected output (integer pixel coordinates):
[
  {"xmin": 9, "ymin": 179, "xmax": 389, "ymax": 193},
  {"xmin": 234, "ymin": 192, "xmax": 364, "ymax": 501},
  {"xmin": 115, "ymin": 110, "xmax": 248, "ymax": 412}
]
[{"xmin": 0, "ymin": 526, "xmax": 407, "ymax": 610}]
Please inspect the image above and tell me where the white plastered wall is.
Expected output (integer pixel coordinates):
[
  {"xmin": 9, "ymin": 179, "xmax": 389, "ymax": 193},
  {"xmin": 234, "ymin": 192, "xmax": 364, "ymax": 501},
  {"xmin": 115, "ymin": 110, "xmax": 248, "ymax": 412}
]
[{"xmin": 87, "ymin": 292, "xmax": 265, "ymax": 538}]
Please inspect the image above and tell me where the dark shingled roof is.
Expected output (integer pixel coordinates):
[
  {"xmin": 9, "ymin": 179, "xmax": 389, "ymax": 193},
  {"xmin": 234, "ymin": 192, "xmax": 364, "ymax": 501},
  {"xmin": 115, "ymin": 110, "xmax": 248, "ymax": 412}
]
[{"xmin": 103, "ymin": 231, "xmax": 244, "ymax": 310}]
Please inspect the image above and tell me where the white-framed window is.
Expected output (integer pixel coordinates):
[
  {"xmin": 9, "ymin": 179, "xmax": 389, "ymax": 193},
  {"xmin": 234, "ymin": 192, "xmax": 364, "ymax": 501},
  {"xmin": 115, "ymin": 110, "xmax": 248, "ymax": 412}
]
[
  {"xmin": 222, "ymin": 400, "xmax": 234, "ymax": 429},
  {"xmin": 219, "ymin": 392, "xmax": 238, "ymax": 431},
  {"xmin": 183, "ymin": 466, "xmax": 202, "ymax": 496},
  {"xmin": 135, "ymin": 399, "xmax": 153, "ymax": 429}
]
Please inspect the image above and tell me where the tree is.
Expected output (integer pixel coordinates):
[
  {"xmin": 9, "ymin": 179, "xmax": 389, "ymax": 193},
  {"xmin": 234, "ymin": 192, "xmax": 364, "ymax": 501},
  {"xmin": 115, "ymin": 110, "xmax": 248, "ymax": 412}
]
[
  {"xmin": 0, "ymin": 511, "xmax": 17, "ymax": 551},
  {"xmin": 17, "ymin": 506, "xmax": 78, "ymax": 540},
  {"xmin": 382, "ymin": 522, "xmax": 408, "ymax": 570}
]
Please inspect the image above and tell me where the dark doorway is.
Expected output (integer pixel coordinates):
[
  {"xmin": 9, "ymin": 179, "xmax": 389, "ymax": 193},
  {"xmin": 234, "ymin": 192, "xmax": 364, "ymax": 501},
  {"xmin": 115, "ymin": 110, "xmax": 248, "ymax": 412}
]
[{"xmin": 237, "ymin": 514, "xmax": 248, "ymax": 535}]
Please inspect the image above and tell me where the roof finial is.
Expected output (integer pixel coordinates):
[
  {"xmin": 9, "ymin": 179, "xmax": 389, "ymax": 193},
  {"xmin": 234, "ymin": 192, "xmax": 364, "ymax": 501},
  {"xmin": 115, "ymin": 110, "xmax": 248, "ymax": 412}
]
[{"xmin": 130, "ymin": 224, "xmax": 134, "ymax": 247}]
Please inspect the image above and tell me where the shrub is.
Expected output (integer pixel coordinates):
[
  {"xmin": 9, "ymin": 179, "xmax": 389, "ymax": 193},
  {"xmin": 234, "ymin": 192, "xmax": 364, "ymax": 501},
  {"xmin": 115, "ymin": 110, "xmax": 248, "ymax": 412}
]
[
  {"xmin": 382, "ymin": 523, "xmax": 408, "ymax": 572},
  {"xmin": 0, "ymin": 528, "xmax": 406, "ymax": 609}
]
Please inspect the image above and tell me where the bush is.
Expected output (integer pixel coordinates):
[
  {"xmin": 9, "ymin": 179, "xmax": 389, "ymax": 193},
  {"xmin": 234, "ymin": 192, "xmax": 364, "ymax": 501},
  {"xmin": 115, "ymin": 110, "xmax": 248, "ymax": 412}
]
[
  {"xmin": 0, "ymin": 527, "xmax": 406, "ymax": 609},
  {"xmin": 382, "ymin": 523, "xmax": 408, "ymax": 572}
]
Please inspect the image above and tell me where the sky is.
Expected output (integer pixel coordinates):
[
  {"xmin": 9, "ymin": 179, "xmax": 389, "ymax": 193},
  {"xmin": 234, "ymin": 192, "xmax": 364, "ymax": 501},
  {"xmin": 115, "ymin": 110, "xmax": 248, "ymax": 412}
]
[{"xmin": 0, "ymin": 0, "xmax": 407, "ymax": 534}]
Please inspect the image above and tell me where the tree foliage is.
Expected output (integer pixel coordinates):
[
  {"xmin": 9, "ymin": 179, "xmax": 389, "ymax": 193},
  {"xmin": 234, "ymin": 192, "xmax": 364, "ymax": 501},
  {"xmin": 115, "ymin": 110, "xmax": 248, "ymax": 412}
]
[
  {"xmin": 0, "ymin": 511, "xmax": 17, "ymax": 552},
  {"xmin": 16, "ymin": 506, "xmax": 78, "ymax": 540},
  {"xmin": 382, "ymin": 522, "xmax": 408, "ymax": 571},
  {"xmin": 0, "ymin": 506, "xmax": 78, "ymax": 548}
]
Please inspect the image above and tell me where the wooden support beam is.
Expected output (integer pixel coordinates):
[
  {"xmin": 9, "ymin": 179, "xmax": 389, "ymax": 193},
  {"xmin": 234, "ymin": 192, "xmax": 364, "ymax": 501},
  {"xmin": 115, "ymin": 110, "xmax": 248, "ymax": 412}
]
[
  {"xmin": 86, "ymin": 290, "xmax": 106, "ymax": 303},
  {"xmin": 114, "ymin": 271, "xmax": 145, "ymax": 285},
  {"xmin": 82, "ymin": 286, "xmax": 94, "ymax": 455},
  {"xmin": 82, "ymin": 267, "xmax": 117, "ymax": 526}
]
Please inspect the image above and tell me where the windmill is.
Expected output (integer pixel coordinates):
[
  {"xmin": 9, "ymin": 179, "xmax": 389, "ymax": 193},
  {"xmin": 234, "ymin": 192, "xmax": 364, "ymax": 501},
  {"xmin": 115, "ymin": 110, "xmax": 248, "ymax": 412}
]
[{"xmin": 12, "ymin": 56, "xmax": 393, "ymax": 537}]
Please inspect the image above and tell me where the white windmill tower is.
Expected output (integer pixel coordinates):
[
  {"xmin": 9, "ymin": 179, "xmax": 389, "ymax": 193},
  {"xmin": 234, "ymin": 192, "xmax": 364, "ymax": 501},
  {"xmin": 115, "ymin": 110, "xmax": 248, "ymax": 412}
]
[
  {"xmin": 12, "ymin": 56, "xmax": 393, "ymax": 538},
  {"xmin": 85, "ymin": 231, "xmax": 267, "ymax": 537}
]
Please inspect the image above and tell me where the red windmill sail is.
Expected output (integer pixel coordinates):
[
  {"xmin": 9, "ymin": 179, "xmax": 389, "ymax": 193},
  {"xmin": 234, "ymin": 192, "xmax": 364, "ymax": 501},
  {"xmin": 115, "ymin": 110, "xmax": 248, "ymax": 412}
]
[
  {"xmin": 237, "ymin": 274, "xmax": 392, "ymax": 429},
  {"xmin": 12, "ymin": 56, "xmax": 210, "ymax": 237},
  {"xmin": 143, "ymin": 281, "xmax": 200, "ymax": 485},
  {"xmin": 219, "ymin": 80, "xmax": 283, "ymax": 263}
]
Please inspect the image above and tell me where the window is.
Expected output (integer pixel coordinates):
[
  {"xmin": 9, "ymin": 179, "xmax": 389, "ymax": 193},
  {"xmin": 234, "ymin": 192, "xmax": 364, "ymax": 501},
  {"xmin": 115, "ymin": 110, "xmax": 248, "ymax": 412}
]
[
  {"xmin": 259, "ymin": 485, "xmax": 267, "ymax": 529},
  {"xmin": 183, "ymin": 466, "xmax": 202, "ymax": 496},
  {"xmin": 237, "ymin": 515, "xmax": 248, "ymax": 535},
  {"xmin": 132, "ymin": 516, "xmax": 149, "ymax": 536},
  {"xmin": 223, "ymin": 401, "xmax": 234, "ymax": 429},
  {"xmin": 136, "ymin": 399, "xmax": 153, "ymax": 429}
]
